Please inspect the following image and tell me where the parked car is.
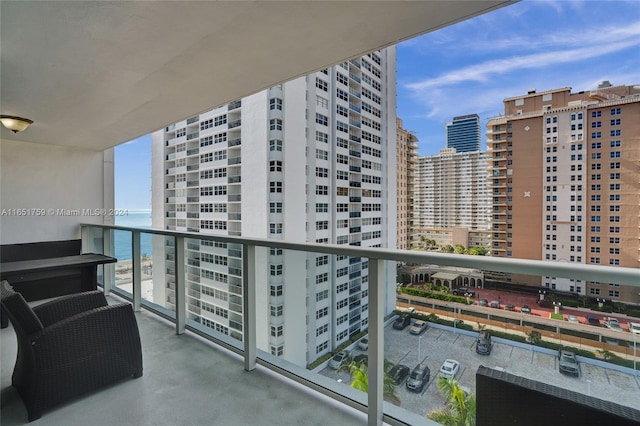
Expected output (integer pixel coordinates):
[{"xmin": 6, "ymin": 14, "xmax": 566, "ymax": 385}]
[
  {"xmin": 388, "ymin": 364, "xmax": 410, "ymax": 385},
  {"xmin": 406, "ymin": 364, "xmax": 430, "ymax": 392},
  {"xmin": 604, "ymin": 317, "xmax": 624, "ymax": 332},
  {"xmin": 357, "ymin": 337, "xmax": 368, "ymax": 351},
  {"xmin": 628, "ymin": 322, "xmax": 640, "ymax": 334},
  {"xmin": 393, "ymin": 314, "xmax": 412, "ymax": 330},
  {"xmin": 586, "ymin": 316, "xmax": 601, "ymax": 327},
  {"xmin": 328, "ymin": 351, "xmax": 350, "ymax": 369},
  {"xmin": 566, "ymin": 315, "xmax": 579, "ymax": 324},
  {"xmin": 352, "ymin": 354, "xmax": 368, "ymax": 366},
  {"xmin": 504, "ymin": 304, "xmax": 515, "ymax": 311},
  {"xmin": 451, "ymin": 287, "xmax": 475, "ymax": 297},
  {"xmin": 439, "ymin": 359, "xmax": 460, "ymax": 379},
  {"xmin": 475, "ymin": 331, "xmax": 493, "ymax": 355},
  {"xmin": 558, "ymin": 348, "xmax": 579, "ymax": 376},
  {"xmin": 490, "ymin": 300, "xmax": 500, "ymax": 308},
  {"xmin": 521, "ymin": 305, "xmax": 531, "ymax": 314},
  {"xmin": 404, "ymin": 307, "xmax": 416, "ymax": 314},
  {"xmin": 478, "ymin": 299, "xmax": 488, "ymax": 307},
  {"xmin": 409, "ymin": 319, "xmax": 428, "ymax": 335}
]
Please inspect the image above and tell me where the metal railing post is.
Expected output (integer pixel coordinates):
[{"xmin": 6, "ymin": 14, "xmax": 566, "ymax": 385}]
[
  {"xmin": 102, "ymin": 228, "xmax": 114, "ymax": 295},
  {"xmin": 132, "ymin": 230, "xmax": 142, "ymax": 312},
  {"xmin": 243, "ymin": 244, "xmax": 257, "ymax": 371},
  {"xmin": 368, "ymin": 258, "xmax": 384, "ymax": 426},
  {"xmin": 175, "ymin": 236, "xmax": 186, "ymax": 334}
]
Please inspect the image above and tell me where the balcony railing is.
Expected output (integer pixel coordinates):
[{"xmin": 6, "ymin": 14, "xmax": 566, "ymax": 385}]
[{"xmin": 80, "ymin": 224, "xmax": 640, "ymax": 426}]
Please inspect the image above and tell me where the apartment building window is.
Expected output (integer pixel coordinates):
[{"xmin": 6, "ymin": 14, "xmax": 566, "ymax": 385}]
[
  {"xmin": 269, "ymin": 182, "xmax": 283, "ymax": 193},
  {"xmin": 270, "ymin": 285, "xmax": 283, "ymax": 297},
  {"xmin": 269, "ymin": 139, "xmax": 283, "ymax": 151},
  {"xmin": 200, "ymin": 136, "xmax": 213, "ymax": 147},
  {"xmin": 315, "ymin": 78, "xmax": 328, "ymax": 91},
  {"xmin": 337, "ymin": 203, "xmax": 348, "ymax": 212},
  {"xmin": 200, "ymin": 153, "xmax": 213, "ymax": 163},
  {"xmin": 316, "ymin": 324, "xmax": 328, "ymax": 337},
  {"xmin": 591, "ymin": 121, "xmax": 601, "ymax": 128},
  {"xmin": 270, "ymin": 223, "xmax": 283, "ymax": 234},
  {"xmin": 270, "ymin": 202, "xmax": 282, "ymax": 213},
  {"xmin": 201, "ymin": 220, "xmax": 213, "ymax": 230},
  {"xmin": 316, "ymin": 185, "xmax": 328, "ymax": 195},
  {"xmin": 610, "ymin": 194, "xmax": 621, "ymax": 201},
  {"xmin": 610, "ymin": 129, "xmax": 621, "ymax": 137},
  {"xmin": 214, "ymin": 168, "xmax": 227, "ymax": 178},
  {"xmin": 316, "ymin": 131, "xmax": 328, "ymax": 144},
  {"xmin": 336, "ymin": 187, "xmax": 348, "ymax": 196},
  {"xmin": 270, "ymin": 118, "xmax": 283, "ymax": 131},
  {"xmin": 316, "ymin": 221, "xmax": 329, "ymax": 230},
  {"xmin": 610, "ymin": 151, "xmax": 621, "ymax": 158},
  {"xmin": 270, "ymin": 161, "xmax": 283, "ymax": 172},
  {"xmin": 214, "ymin": 133, "xmax": 227, "ymax": 144},
  {"xmin": 590, "ymin": 288, "xmax": 600, "ymax": 295},
  {"xmin": 337, "ymin": 88, "xmax": 348, "ymax": 101},
  {"xmin": 269, "ymin": 98, "xmax": 283, "ymax": 110},
  {"xmin": 270, "ymin": 264, "xmax": 283, "ymax": 276},
  {"xmin": 213, "ymin": 185, "xmax": 227, "ymax": 195},
  {"xmin": 316, "ymin": 255, "xmax": 329, "ymax": 267},
  {"xmin": 337, "ymin": 105, "xmax": 348, "ymax": 117},
  {"xmin": 316, "ymin": 341, "xmax": 328, "ymax": 354},
  {"xmin": 591, "ymin": 111, "xmax": 602, "ymax": 118},
  {"xmin": 610, "ymin": 140, "xmax": 621, "ymax": 147},
  {"xmin": 610, "ymin": 226, "xmax": 620, "ymax": 233},
  {"xmin": 316, "ymin": 307, "xmax": 328, "ymax": 319},
  {"xmin": 214, "ymin": 115, "xmax": 227, "ymax": 126},
  {"xmin": 270, "ymin": 325, "xmax": 284, "ymax": 337},
  {"xmin": 609, "ymin": 290, "xmax": 620, "ymax": 298},
  {"xmin": 315, "ymin": 113, "xmax": 328, "ymax": 126},
  {"xmin": 214, "ymin": 150, "xmax": 227, "ymax": 161},
  {"xmin": 591, "ymin": 132, "xmax": 602, "ymax": 139},
  {"xmin": 610, "ymin": 162, "xmax": 621, "ymax": 169},
  {"xmin": 610, "ymin": 118, "xmax": 621, "ymax": 126},
  {"xmin": 336, "ymin": 121, "xmax": 348, "ymax": 133},
  {"xmin": 316, "ymin": 203, "xmax": 328, "ymax": 213},
  {"xmin": 336, "ymin": 170, "xmax": 348, "ymax": 180},
  {"xmin": 316, "ymin": 149, "xmax": 328, "ymax": 160}
]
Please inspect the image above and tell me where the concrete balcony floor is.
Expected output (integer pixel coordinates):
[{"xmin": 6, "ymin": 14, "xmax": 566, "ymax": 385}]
[{"xmin": 1, "ymin": 295, "xmax": 366, "ymax": 426}]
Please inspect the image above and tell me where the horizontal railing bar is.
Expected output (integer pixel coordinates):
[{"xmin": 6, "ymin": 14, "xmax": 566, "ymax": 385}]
[{"xmin": 82, "ymin": 224, "xmax": 640, "ymax": 286}]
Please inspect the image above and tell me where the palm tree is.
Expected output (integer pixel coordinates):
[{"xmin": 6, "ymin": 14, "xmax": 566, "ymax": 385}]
[
  {"xmin": 428, "ymin": 376, "xmax": 476, "ymax": 426},
  {"xmin": 338, "ymin": 360, "xmax": 400, "ymax": 405}
]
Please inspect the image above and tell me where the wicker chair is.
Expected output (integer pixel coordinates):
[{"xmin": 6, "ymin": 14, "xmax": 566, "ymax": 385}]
[{"xmin": 0, "ymin": 281, "xmax": 143, "ymax": 422}]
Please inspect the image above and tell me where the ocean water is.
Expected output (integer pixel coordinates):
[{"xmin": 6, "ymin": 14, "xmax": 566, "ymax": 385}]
[{"xmin": 114, "ymin": 211, "xmax": 153, "ymax": 261}]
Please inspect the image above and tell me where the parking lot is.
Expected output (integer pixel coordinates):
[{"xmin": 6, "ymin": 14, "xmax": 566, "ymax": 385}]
[{"xmin": 320, "ymin": 320, "xmax": 640, "ymax": 418}]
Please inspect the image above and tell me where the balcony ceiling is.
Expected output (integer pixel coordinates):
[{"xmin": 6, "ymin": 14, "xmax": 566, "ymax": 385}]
[{"xmin": 0, "ymin": 1, "xmax": 514, "ymax": 151}]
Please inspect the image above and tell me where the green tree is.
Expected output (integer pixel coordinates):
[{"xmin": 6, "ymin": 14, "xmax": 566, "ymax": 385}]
[
  {"xmin": 466, "ymin": 246, "xmax": 487, "ymax": 256},
  {"xmin": 442, "ymin": 244, "xmax": 455, "ymax": 253},
  {"xmin": 454, "ymin": 244, "xmax": 466, "ymax": 254},
  {"xmin": 338, "ymin": 360, "xmax": 400, "ymax": 406},
  {"xmin": 428, "ymin": 376, "xmax": 476, "ymax": 426}
]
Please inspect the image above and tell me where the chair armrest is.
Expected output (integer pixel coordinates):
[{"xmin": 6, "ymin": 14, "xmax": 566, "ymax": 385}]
[
  {"xmin": 32, "ymin": 290, "xmax": 108, "ymax": 327},
  {"xmin": 31, "ymin": 304, "xmax": 142, "ymax": 369}
]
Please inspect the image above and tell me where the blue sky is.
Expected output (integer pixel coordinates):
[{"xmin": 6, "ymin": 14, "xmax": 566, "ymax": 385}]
[{"xmin": 115, "ymin": 0, "xmax": 640, "ymax": 210}]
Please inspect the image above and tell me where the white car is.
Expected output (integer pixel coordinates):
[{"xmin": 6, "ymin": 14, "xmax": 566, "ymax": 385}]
[
  {"xmin": 357, "ymin": 337, "xmax": 369, "ymax": 350},
  {"xmin": 409, "ymin": 320, "xmax": 428, "ymax": 335},
  {"xmin": 628, "ymin": 322, "xmax": 640, "ymax": 334},
  {"xmin": 604, "ymin": 317, "xmax": 624, "ymax": 332},
  {"xmin": 439, "ymin": 359, "xmax": 460, "ymax": 379},
  {"xmin": 566, "ymin": 315, "xmax": 579, "ymax": 324}
]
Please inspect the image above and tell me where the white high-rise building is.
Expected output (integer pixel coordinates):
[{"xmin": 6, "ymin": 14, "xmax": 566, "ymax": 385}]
[
  {"xmin": 151, "ymin": 50, "xmax": 397, "ymax": 367},
  {"xmin": 413, "ymin": 148, "xmax": 491, "ymax": 231}
]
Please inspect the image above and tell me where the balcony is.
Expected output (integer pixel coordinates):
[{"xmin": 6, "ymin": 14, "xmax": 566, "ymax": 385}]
[{"xmin": 0, "ymin": 295, "xmax": 367, "ymax": 426}]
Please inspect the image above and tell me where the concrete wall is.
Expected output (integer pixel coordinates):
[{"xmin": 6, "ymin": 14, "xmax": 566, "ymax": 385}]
[{"xmin": 0, "ymin": 139, "xmax": 114, "ymax": 244}]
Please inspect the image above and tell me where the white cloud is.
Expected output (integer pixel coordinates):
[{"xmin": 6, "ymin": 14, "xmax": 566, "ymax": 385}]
[{"xmin": 405, "ymin": 38, "xmax": 639, "ymax": 93}]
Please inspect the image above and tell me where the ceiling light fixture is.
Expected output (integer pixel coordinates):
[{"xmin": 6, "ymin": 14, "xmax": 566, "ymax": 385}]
[{"xmin": 0, "ymin": 115, "xmax": 34, "ymax": 133}]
